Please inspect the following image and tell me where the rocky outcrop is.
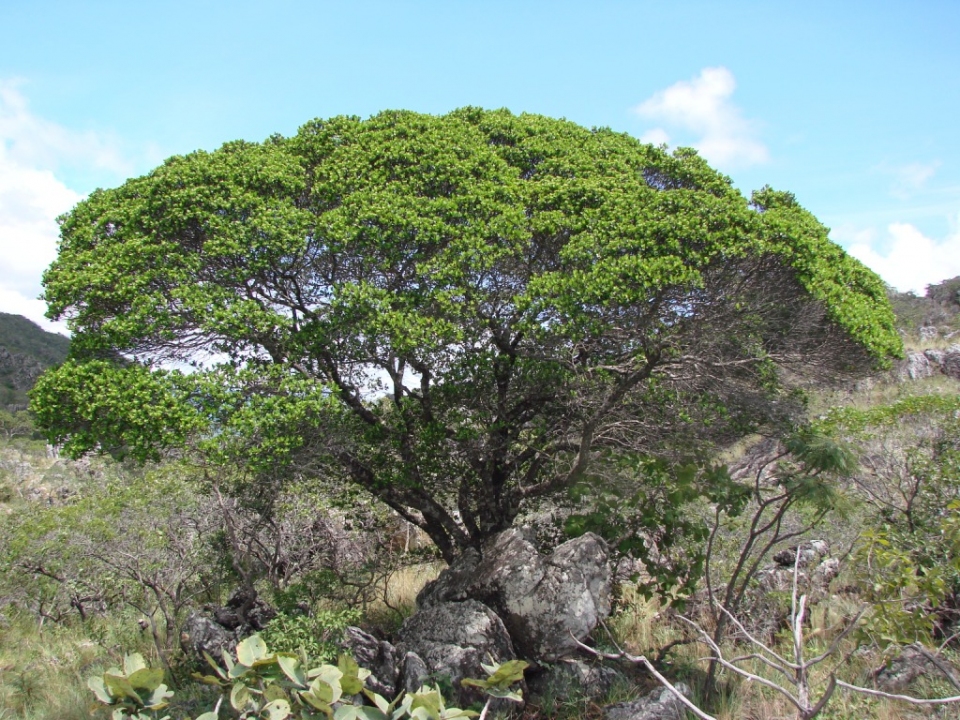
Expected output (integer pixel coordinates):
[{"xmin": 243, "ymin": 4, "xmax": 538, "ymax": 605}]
[
  {"xmin": 340, "ymin": 626, "xmax": 400, "ymax": 698},
  {"xmin": 180, "ymin": 586, "xmax": 276, "ymax": 665},
  {"xmin": 395, "ymin": 599, "xmax": 517, "ymax": 707},
  {"xmin": 418, "ymin": 529, "xmax": 612, "ymax": 661},
  {"xmin": 603, "ymin": 683, "xmax": 691, "ymax": 720},
  {"xmin": 899, "ymin": 345, "xmax": 960, "ymax": 381},
  {"xmin": 180, "ymin": 613, "xmax": 242, "ymax": 664}
]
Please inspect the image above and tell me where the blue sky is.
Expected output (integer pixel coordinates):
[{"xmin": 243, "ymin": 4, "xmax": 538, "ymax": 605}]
[{"xmin": 2, "ymin": 1, "xmax": 959, "ymax": 334}]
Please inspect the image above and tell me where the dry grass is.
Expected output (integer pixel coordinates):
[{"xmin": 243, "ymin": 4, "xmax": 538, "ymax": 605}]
[
  {"xmin": 604, "ymin": 586, "xmax": 960, "ymax": 720},
  {"xmin": 0, "ymin": 611, "xmax": 155, "ymax": 720}
]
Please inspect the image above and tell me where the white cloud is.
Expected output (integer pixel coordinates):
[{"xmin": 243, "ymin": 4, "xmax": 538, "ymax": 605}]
[
  {"xmin": 633, "ymin": 66, "xmax": 769, "ymax": 169},
  {"xmin": 885, "ymin": 160, "xmax": 941, "ymax": 199},
  {"xmin": 837, "ymin": 221, "xmax": 960, "ymax": 295},
  {"xmin": 0, "ymin": 80, "xmax": 136, "ymax": 336},
  {"xmin": 0, "ymin": 79, "xmax": 132, "ymax": 177}
]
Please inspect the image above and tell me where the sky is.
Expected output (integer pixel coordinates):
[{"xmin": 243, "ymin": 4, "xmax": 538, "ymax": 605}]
[{"xmin": 1, "ymin": 1, "xmax": 959, "ymax": 335}]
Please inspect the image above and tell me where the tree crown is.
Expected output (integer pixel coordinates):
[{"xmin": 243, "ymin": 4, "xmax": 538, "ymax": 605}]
[{"xmin": 34, "ymin": 108, "xmax": 901, "ymax": 558}]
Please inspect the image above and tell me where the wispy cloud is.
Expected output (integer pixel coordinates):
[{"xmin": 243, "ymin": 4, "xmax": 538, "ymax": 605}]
[
  {"xmin": 835, "ymin": 220, "xmax": 960, "ymax": 295},
  {"xmin": 633, "ymin": 67, "xmax": 768, "ymax": 170},
  {"xmin": 881, "ymin": 160, "xmax": 941, "ymax": 200},
  {"xmin": 0, "ymin": 80, "xmax": 136, "ymax": 334}
]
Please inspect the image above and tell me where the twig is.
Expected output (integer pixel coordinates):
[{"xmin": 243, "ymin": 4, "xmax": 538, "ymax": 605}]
[{"xmin": 835, "ymin": 680, "xmax": 960, "ymax": 706}]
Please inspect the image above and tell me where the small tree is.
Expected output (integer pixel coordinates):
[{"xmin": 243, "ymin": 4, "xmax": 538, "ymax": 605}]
[{"xmin": 33, "ymin": 109, "xmax": 900, "ymax": 561}]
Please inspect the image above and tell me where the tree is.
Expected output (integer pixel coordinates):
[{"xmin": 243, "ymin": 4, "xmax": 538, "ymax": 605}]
[{"xmin": 32, "ymin": 108, "xmax": 901, "ymax": 562}]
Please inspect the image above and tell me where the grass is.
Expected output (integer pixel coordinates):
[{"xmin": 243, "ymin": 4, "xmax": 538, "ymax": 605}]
[
  {"xmin": 0, "ymin": 610, "xmax": 156, "ymax": 720},
  {"xmin": 601, "ymin": 584, "xmax": 960, "ymax": 720}
]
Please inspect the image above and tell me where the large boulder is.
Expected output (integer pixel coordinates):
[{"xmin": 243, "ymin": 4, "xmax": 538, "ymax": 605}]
[
  {"xmin": 418, "ymin": 529, "xmax": 612, "ymax": 661},
  {"xmin": 395, "ymin": 599, "xmax": 518, "ymax": 707}
]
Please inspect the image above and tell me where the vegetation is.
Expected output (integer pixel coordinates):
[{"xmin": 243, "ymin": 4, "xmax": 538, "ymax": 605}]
[
  {"xmin": 34, "ymin": 108, "xmax": 900, "ymax": 561},
  {"xmin": 6, "ymin": 110, "xmax": 960, "ymax": 719}
]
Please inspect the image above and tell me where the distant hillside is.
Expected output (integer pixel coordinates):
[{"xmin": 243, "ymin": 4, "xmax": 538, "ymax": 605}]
[
  {"xmin": 0, "ymin": 313, "xmax": 70, "ymax": 409},
  {"xmin": 888, "ymin": 275, "xmax": 960, "ymax": 342}
]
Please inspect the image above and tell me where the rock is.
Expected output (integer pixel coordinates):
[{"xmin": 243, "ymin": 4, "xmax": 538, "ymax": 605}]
[
  {"xmin": 527, "ymin": 658, "xmax": 625, "ymax": 703},
  {"xmin": 925, "ymin": 349, "xmax": 946, "ymax": 367},
  {"xmin": 875, "ymin": 646, "xmax": 952, "ymax": 692},
  {"xmin": 423, "ymin": 529, "xmax": 612, "ymax": 661},
  {"xmin": 395, "ymin": 599, "xmax": 518, "ymax": 707},
  {"xmin": 773, "ymin": 540, "xmax": 829, "ymax": 568},
  {"xmin": 416, "ymin": 547, "xmax": 481, "ymax": 608},
  {"xmin": 217, "ymin": 586, "xmax": 277, "ymax": 631},
  {"xmin": 812, "ymin": 557, "xmax": 841, "ymax": 588},
  {"xmin": 920, "ymin": 326, "xmax": 940, "ymax": 341},
  {"xmin": 399, "ymin": 651, "xmax": 430, "ymax": 694},
  {"xmin": 179, "ymin": 586, "xmax": 276, "ymax": 666},
  {"xmin": 941, "ymin": 345, "xmax": 960, "ymax": 380},
  {"xmin": 603, "ymin": 683, "xmax": 691, "ymax": 720},
  {"xmin": 739, "ymin": 544, "xmax": 840, "ymax": 640},
  {"xmin": 180, "ymin": 612, "xmax": 242, "ymax": 664},
  {"xmin": 900, "ymin": 352, "xmax": 935, "ymax": 381},
  {"xmin": 340, "ymin": 626, "xmax": 400, "ymax": 698}
]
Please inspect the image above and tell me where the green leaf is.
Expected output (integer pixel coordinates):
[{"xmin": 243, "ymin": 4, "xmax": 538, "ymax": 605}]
[
  {"xmin": 128, "ymin": 667, "xmax": 164, "ymax": 693},
  {"xmin": 231, "ymin": 682, "xmax": 253, "ymax": 711},
  {"xmin": 88, "ymin": 676, "xmax": 114, "ymax": 705},
  {"xmin": 236, "ymin": 634, "xmax": 269, "ymax": 665},
  {"xmin": 264, "ymin": 684, "xmax": 288, "ymax": 703},
  {"xmin": 103, "ymin": 673, "xmax": 142, "ymax": 704},
  {"xmin": 278, "ymin": 655, "xmax": 307, "ymax": 688},
  {"xmin": 263, "ymin": 698, "xmax": 292, "ymax": 719},
  {"xmin": 334, "ymin": 705, "xmax": 389, "ymax": 720},
  {"xmin": 123, "ymin": 653, "xmax": 147, "ymax": 676},
  {"xmin": 145, "ymin": 683, "xmax": 174, "ymax": 710},
  {"xmin": 338, "ymin": 654, "xmax": 364, "ymax": 696}
]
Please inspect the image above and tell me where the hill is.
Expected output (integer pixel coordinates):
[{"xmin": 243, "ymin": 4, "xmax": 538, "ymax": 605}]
[{"xmin": 0, "ymin": 313, "xmax": 70, "ymax": 409}]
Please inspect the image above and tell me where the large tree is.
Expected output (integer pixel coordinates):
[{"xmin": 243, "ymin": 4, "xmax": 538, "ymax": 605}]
[{"xmin": 33, "ymin": 108, "xmax": 900, "ymax": 561}]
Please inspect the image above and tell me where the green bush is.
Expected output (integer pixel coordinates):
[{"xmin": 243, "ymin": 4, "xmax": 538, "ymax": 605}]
[{"xmin": 260, "ymin": 608, "xmax": 361, "ymax": 663}]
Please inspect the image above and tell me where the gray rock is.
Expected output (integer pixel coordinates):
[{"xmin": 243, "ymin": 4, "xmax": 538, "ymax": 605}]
[
  {"xmin": 439, "ymin": 529, "xmax": 612, "ymax": 661},
  {"xmin": 340, "ymin": 626, "xmax": 399, "ymax": 698},
  {"xmin": 180, "ymin": 612, "xmax": 241, "ymax": 665},
  {"xmin": 900, "ymin": 352, "xmax": 935, "ymax": 381},
  {"xmin": 416, "ymin": 547, "xmax": 481, "ymax": 608},
  {"xmin": 925, "ymin": 349, "xmax": 946, "ymax": 367},
  {"xmin": 527, "ymin": 659, "xmax": 625, "ymax": 703},
  {"xmin": 396, "ymin": 599, "xmax": 518, "ymax": 707},
  {"xmin": 399, "ymin": 651, "xmax": 430, "ymax": 694},
  {"xmin": 874, "ymin": 646, "xmax": 956, "ymax": 693},
  {"xmin": 604, "ymin": 683, "xmax": 691, "ymax": 720},
  {"xmin": 920, "ymin": 326, "xmax": 940, "ymax": 341},
  {"xmin": 180, "ymin": 587, "xmax": 276, "ymax": 666},
  {"xmin": 941, "ymin": 346, "xmax": 960, "ymax": 380},
  {"xmin": 773, "ymin": 540, "xmax": 829, "ymax": 568}
]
